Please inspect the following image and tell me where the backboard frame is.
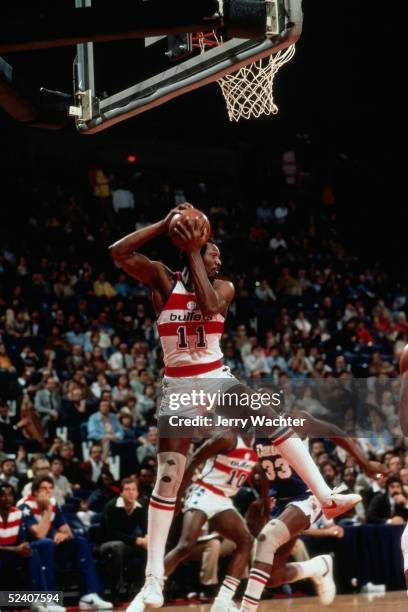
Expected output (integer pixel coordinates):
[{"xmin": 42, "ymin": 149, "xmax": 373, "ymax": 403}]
[{"xmin": 73, "ymin": 0, "xmax": 303, "ymax": 134}]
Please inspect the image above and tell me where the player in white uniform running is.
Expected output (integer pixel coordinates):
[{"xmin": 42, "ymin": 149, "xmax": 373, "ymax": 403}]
[
  {"xmin": 239, "ymin": 408, "xmax": 387, "ymax": 611},
  {"xmin": 110, "ymin": 204, "xmax": 361, "ymax": 609},
  {"xmin": 399, "ymin": 345, "xmax": 408, "ymax": 594},
  {"xmin": 163, "ymin": 431, "xmax": 258, "ymax": 612}
]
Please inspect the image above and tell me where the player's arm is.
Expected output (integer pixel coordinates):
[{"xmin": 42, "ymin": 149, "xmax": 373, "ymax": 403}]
[
  {"xmin": 109, "ymin": 204, "xmax": 192, "ymax": 285},
  {"xmin": 177, "ymin": 431, "xmax": 238, "ymax": 501},
  {"xmin": 293, "ymin": 410, "xmax": 387, "ymax": 478},
  {"xmin": 399, "ymin": 345, "xmax": 408, "ymax": 435},
  {"xmin": 173, "ymin": 218, "xmax": 235, "ymax": 316}
]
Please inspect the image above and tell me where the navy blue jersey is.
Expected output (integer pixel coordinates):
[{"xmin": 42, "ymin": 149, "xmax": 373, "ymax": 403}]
[{"xmin": 256, "ymin": 440, "xmax": 310, "ymax": 502}]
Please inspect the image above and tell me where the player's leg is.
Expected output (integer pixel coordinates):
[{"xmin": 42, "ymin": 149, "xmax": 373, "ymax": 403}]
[
  {"xmin": 164, "ymin": 508, "xmax": 208, "ymax": 576},
  {"xmin": 402, "ymin": 523, "xmax": 408, "ymax": 593},
  {"xmin": 221, "ymin": 383, "xmax": 361, "ymax": 518},
  {"xmin": 209, "ymin": 509, "xmax": 253, "ymax": 611},
  {"xmin": 128, "ymin": 434, "xmax": 191, "ymax": 610},
  {"xmin": 239, "ymin": 505, "xmax": 303, "ymax": 611},
  {"xmin": 240, "ymin": 504, "xmax": 335, "ymax": 611}
]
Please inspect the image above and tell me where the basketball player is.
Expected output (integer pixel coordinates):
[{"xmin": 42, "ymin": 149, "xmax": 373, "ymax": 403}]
[
  {"xmin": 110, "ymin": 204, "xmax": 361, "ymax": 608},
  {"xmin": 163, "ymin": 430, "xmax": 258, "ymax": 612},
  {"xmin": 239, "ymin": 409, "xmax": 387, "ymax": 611},
  {"xmin": 399, "ymin": 345, "xmax": 408, "ymax": 593}
]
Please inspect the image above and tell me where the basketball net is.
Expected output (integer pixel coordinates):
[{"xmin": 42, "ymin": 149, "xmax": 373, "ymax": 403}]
[{"xmin": 192, "ymin": 32, "xmax": 296, "ymax": 122}]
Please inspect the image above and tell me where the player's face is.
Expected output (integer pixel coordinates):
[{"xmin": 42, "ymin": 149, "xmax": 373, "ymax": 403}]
[{"xmin": 202, "ymin": 243, "xmax": 222, "ymax": 279}]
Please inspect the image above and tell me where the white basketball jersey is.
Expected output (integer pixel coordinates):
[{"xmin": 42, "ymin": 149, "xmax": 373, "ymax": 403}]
[
  {"xmin": 157, "ymin": 272, "xmax": 225, "ymax": 377},
  {"xmin": 196, "ymin": 437, "xmax": 258, "ymax": 497}
]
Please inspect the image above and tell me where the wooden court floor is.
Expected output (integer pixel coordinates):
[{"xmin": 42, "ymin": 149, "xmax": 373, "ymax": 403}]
[{"xmin": 130, "ymin": 591, "xmax": 408, "ymax": 611}]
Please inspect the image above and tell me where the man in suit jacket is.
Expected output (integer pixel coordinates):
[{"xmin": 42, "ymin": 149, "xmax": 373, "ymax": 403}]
[{"xmin": 366, "ymin": 476, "xmax": 408, "ymax": 524}]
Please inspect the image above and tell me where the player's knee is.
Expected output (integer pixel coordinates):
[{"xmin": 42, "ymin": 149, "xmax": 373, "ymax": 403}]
[
  {"xmin": 154, "ymin": 451, "xmax": 186, "ymax": 498},
  {"xmin": 237, "ymin": 530, "xmax": 253, "ymax": 551},
  {"xmin": 255, "ymin": 519, "xmax": 291, "ymax": 565}
]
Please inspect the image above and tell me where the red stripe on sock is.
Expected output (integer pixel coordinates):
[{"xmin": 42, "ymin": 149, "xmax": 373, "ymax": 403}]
[{"xmin": 249, "ymin": 575, "xmax": 268, "ymax": 585}]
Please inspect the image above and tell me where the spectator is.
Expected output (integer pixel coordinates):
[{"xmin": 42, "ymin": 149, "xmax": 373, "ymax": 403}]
[
  {"xmin": 93, "ymin": 273, "xmax": 117, "ymax": 299},
  {"xmin": 0, "ymin": 458, "xmax": 20, "ymax": 490},
  {"xmin": 136, "ymin": 427, "xmax": 157, "ymax": 465},
  {"xmin": 34, "ymin": 377, "xmax": 62, "ymax": 434},
  {"xmin": 366, "ymin": 476, "xmax": 408, "ymax": 524},
  {"xmin": 19, "ymin": 475, "xmax": 112, "ymax": 609},
  {"xmin": 99, "ymin": 478, "xmax": 148, "ymax": 594},
  {"xmin": 87, "ymin": 401, "xmax": 123, "ymax": 460},
  {"xmin": 80, "ymin": 443, "xmax": 108, "ymax": 490},
  {"xmin": 243, "ymin": 346, "xmax": 271, "ymax": 378},
  {"xmin": 50, "ymin": 457, "xmax": 73, "ymax": 505}
]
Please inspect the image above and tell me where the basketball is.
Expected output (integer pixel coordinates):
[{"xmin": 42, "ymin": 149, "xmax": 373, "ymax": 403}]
[{"xmin": 168, "ymin": 206, "xmax": 211, "ymax": 251}]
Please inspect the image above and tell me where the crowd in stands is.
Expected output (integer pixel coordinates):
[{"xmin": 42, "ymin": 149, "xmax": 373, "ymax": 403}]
[{"xmin": 1, "ymin": 139, "xmax": 408, "ymax": 600}]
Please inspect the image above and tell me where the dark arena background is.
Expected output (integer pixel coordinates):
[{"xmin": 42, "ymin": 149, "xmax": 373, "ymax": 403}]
[{"xmin": 0, "ymin": 1, "xmax": 407, "ymax": 611}]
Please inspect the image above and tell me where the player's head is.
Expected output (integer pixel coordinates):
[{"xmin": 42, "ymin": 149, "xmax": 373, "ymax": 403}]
[
  {"xmin": 201, "ymin": 240, "xmax": 222, "ymax": 279},
  {"xmin": 0, "ymin": 483, "xmax": 15, "ymax": 510}
]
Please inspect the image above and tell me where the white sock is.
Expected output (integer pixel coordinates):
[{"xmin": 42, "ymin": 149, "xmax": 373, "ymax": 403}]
[
  {"xmin": 216, "ymin": 575, "xmax": 240, "ymax": 602},
  {"xmin": 273, "ymin": 434, "xmax": 331, "ymax": 501},
  {"xmin": 145, "ymin": 492, "xmax": 176, "ymax": 578},
  {"xmin": 240, "ymin": 568, "xmax": 269, "ymax": 611},
  {"xmin": 286, "ymin": 556, "xmax": 328, "ymax": 581}
]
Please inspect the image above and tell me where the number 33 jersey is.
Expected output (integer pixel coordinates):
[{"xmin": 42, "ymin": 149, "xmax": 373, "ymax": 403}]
[{"xmin": 256, "ymin": 439, "xmax": 310, "ymax": 501}]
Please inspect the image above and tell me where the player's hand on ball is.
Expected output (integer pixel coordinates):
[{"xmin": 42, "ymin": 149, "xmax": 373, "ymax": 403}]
[
  {"xmin": 163, "ymin": 203, "xmax": 193, "ymax": 230},
  {"xmin": 172, "ymin": 217, "xmax": 207, "ymax": 252}
]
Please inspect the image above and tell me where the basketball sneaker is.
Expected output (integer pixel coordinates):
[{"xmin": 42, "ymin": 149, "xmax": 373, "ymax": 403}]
[
  {"xmin": 78, "ymin": 594, "xmax": 112, "ymax": 610},
  {"xmin": 321, "ymin": 485, "xmax": 361, "ymax": 519},
  {"xmin": 310, "ymin": 555, "xmax": 336, "ymax": 605},
  {"xmin": 126, "ymin": 575, "xmax": 164, "ymax": 610}
]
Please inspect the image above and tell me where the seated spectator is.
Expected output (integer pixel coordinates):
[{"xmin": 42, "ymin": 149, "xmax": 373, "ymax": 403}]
[
  {"xmin": 99, "ymin": 478, "xmax": 148, "ymax": 595},
  {"xmin": 91, "ymin": 373, "xmax": 112, "ymax": 400},
  {"xmin": 266, "ymin": 346, "xmax": 288, "ymax": 373},
  {"xmin": 269, "ymin": 232, "xmax": 287, "ymax": 251},
  {"xmin": 112, "ymin": 375, "xmax": 134, "ymax": 405},
  {"xmin": 0, "ymin": 483, "xmax": 53, "ymax": 592},
  {"xmin": 93, "ymin": 272, "xmax": 117, "ymax": 299},
  {"xmin": 0, "ymin": 458, "xmax": 20, "ymax": 490},
  {"xmin": 65, "ymin": 343, "xmax": 85, "ymax": 373},
  {"xmin": 80, "ymin": 443, "xmax": 108, "ymax": 490},
  {"xmin": 136, "ymin": 384, "xmax": 156, "ymax": 420},
  {"xmin": 118, "ymin": 408, "xmax": 141, "ymax": 440},
  {"xmin": 87, "ymin": 400, "xmax": 123, "ymax": 459},
  {"xmin": 34, "ymin": 377, "xmax": 62, "ymax": 434},
  {"xmin": 58, "ymin": 441, "xmax": 83, "ymax": 489},
  {"xmin": 366, "ymin": 476, "xmax": 408, "ymax": 524},
  {"xmin": 254, "ymin": 280, "xmax": 276, "ymax": 303},
  {"xmin": 87, "ymin": 472, "xmax": 120, "ymax": 513},
  {"xmin": 50, "ymin": 457, "xmax": 73, "ymax": 505},
  {"xmin": 136, "ymin": 427, "xmax": 157, "ymax": 465},
  {"xmin": 0, "ymin": 343, "xmax": 16, "ymax": 373},
  {"xmin": 21, "ymin": 456, "xmax": 52, "ymax": 497},
  {"xmin": 243, "ymin": 346, "xmax": 271, "ymax": 378},
  {"xmin": 18, "ymin": 475, "xmax": 112, "ymax": 609},
  {"xmin": 108, "ymin": 343, "xmax": 132, "ymax": 375}
]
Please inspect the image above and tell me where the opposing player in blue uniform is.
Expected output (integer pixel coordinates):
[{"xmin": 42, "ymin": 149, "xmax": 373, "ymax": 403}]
[{"xmin": 239, "ymin": 409, "xmax": 387, "ymax": 611}]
